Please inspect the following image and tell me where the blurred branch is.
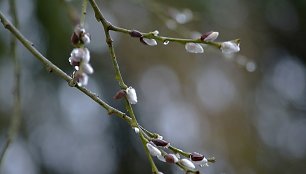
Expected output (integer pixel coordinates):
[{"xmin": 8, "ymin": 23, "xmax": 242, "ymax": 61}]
[
  {"xmin": 0, "ymin": 10, "xmax": 132, "ymax": 125},
  {"xmin": 59, "ymin": 0, "xmax": 80, "ymax": 25},
  {"xmin": 89, "ymin": 0, "xmax": 222, "ymax": 49},
  {"xmin": 0, "ymin": 0, "xmax": 21, "ymax": 165}
]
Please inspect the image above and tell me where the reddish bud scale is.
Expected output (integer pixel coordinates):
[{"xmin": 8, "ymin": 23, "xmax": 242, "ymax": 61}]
[
  {"xmin": 130, "ymin": 30, "xmax": 143, "ymax": 38},
  {"xmin": 113, "ymin": 90, "xmax": 126, "ymax": 99},
  {"xmin": 190, "ymin": 152, "xmax": 204, "ymax": 161},
  {"xmin": 70, "ymin": 60, "xmax": 80, "ymax": 67},
  {"xmin": 151, "ymin": 139, "xmax": 169, "ymax": 147},
  {"xmin": 200, "ymin": 31, "xmax": 213, "ymax": 41},
  {"xmin": 71, "ymin": 32, "xmax": 80, "ymax": 45},
  {"xmin": 164, "ymin": 154, "xmax": 178, "ymax": 163}
]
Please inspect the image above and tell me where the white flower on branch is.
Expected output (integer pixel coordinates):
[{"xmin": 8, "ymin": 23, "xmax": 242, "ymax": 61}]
[
  {"xmin": 180, "ymin": 158, "xmax": 196, "ymax": 170},
  {"xmin": 126, "ymin": 86, "xmax": 138, "ymax": 104},
  {"xmin": 81, "ymin": 62, "xmax": 94, "ymax": 74},
  {"xmin": 81, "ymin": 33, "xmax": 91, "ymax": 45},
  {"xmin": 220, "ymin": 40, "xmax": 240, "ymax": 54},
  {"xmin": 141, "ymin": 38, "xmax": 158, "ymax": 46},
  {"xmin": 146, "ymin": 143, "xmax": 162, "ymax": 157},
  {"xmin": 73, "ymin": 70, "xmax": 89, "ymax": 86},
  {"xmin": 185, "ymin": 42, "xmax": 204, "ymax": 53},
  {"xmin": 69, "ymin": 48, "xmax": 90, "ymax": 66},
  {"xmin": 157, "ymin": 154, "xmax": 166, "ymax": 162}
]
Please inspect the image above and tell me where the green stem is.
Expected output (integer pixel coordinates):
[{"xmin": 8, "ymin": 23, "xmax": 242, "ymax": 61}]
[
  {"xmin": 80, "ymin": 0, "xmax": 88, "ymax": 27},
  {"xmin": 0, "ymin": 0, "xmax": 21, "ymax": 165},
  {"xmin": 88, "ymin": 0, "xmax": 158, "ymax": 172},
  {"xmin": 139, "ymin": 132, "xmax": 159, "ymax": 173},
  {"xmin": 0, "ymin": 10, "xmax": 132, "ymax": 125}
]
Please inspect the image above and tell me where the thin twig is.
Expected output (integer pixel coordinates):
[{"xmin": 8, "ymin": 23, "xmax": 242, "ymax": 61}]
[
  {"xmin": 0, "ymin": 0, "xmax": 20, "ymax": 165},
  {"xmin": 59, "ymin": 0, "xmax": 80, "ymax": 25},
  {"xmin": 80, "ymin": 0, "xmax": 88, "ymax": 27}
]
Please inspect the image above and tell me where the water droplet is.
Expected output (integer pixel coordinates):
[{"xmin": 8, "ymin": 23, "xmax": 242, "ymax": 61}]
[
  {"xmin": 246, "ymin": 61, "xmax": 256, "ymax": 72},
  {"xmin": 163, "ymin": 40, "xmax": 170, "ymax": 45}
]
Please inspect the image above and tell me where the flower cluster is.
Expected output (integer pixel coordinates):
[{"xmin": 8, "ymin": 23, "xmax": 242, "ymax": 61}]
[
  {"xmin": 130, "ymin": 30, "xmax": 158, "ymax": 46},
  {"xmin": 185, "ymin": 31, "xmax": 240, "ymax": 55},
  {"xmin": 145, "ymin": 137, "xmax": 210, "ymax": 173},
  {"xmin": 69, "ymin": 25, "xmax": 93, "ymax": 86}
]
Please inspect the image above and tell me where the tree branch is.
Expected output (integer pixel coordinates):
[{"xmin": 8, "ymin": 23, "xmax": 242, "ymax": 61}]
[{"xmin": 0, "ymin": 10, "xmax": 132, "ymax": 125}]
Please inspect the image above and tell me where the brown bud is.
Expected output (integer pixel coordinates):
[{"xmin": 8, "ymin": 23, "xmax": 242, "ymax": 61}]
[
  {"xmin": 71, "ymin": 32, "xmax": 80, "ymax": 45},
  {"xmin": 164, "ymin": 154, "xmax": 178, "ymax": 163},
  {"xmin": 113, "ymin": 90, "xmax": 126, "ymax": 99},
  {"xmin": 200, "ymin": 31, "xmax": 213, "ymax": 41},
  {"xmin": 151, "ymin": 139, "xmax": 169, "ymax": 147},
  {"xmin": 130, "ymin": 30, "xmax": 143, "ymax": 38},
  {"xmin": 190, "ymin": 152, "xmax": 204, "ymax": 162},
  {"xmin": 200, "ymin": 31, "xmax": 219, "ymax": 41}
]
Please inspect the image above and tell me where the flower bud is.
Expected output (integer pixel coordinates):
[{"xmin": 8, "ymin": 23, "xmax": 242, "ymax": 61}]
[
  {"xmin": 81, "ymin": 63, "xmax": 94, "ymax": 74},
  {"xmin": 157, "ymin": 154, "xmax": 166, "ymax": 162},
  {"xmin": 220, "ymin": 40, "xmax": 240, "ymax": 54},
  {"xmin": 81, "ymin": 32, "xmax": 91, "ymax": 45},
  {"xmin": 151, "ymin": 139, "xmax": 170, "ymax": 148},
  {"xmin": 146, "ymin": 143, "xmax": 161, "ymax": 157},
  {"xmin": 126, "ymin": 86, "xmax": 138, "ymax": 104},
  {"xmin": 140, "ymin": 38, "xmax": 157, "ymax": 46},
  {"xmin": 130, "ymin": 30, "xmax": 142, "ymax": 38},
  {"xmin": 180, "ymin": 159, "xmax": 196, "ymax": 170},
  {"xmin": 71, "ymin": 32, "xmax": 80, "ymax": 45},
  {"xmin": 185, "ymin": 43, "xmax": 204, "ymax": 53},
  {"xmin": 190, "ymin": 152, "xmax": 208, "ymax": 166},
  {"xmin": 73, "ymin": 70, "xmax": 88, "ymax": 86},
  {"xmin": 200, "ymin": 31, "xmax": 219, "ymax": 41},
  {"xmin": 69, "ymin": 48, "xmax": 90, "ymax": 65},
  {"xmin": 113, "ymin": 89, "xmax": 126, "ymax": 99},
  {"xmin": 164, "ymin": 154, "xmax": 179, "ymax": 163}
]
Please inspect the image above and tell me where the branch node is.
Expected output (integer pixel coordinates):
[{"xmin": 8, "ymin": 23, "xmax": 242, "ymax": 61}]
[
  {"xmin": 46, "ymin": 66, "xmax": 53, "ymax": 73},
  {"xmin": 68, "ymin": 79, "xmax": 77, "ymax": 87}
]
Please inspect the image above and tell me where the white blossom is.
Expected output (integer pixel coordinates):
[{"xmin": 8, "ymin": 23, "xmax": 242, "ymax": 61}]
[
  {"xmin": 146, "ymin": 143, "xmax": 161, "ymax": 157},
  {"xmin": 180, "ymin": 159, "xmax": 196, "ymax": 170},
  {"xmin": 185, "ymin": 42, "xmax": 204, "ymax": 53},
  {"xmin": 142, "ymin": 38, "xmax": 157, "ymax": 46},
  {"xmin": 69, "ymin": 48, "xmax": 90, "ymax": 65},
  {"xmin": 157, "ymin": 154, "xmax": 166, "ymax": 162},
  {"xmin": 220, "ymin": 41, "xmax": 240, "ymax": 54},
  {"xmin": 81, "ymin": 62, "xmax": 94, "ymax": 74},
  {"xmin": 126, "ymin": 86, "xmax": 138, "ymax": 104},
  {"xmin": 81, "ymin": 33, "xmax": 91, "ymax": 45},
  {"xmin": 73, "ymin": 70, "xmax": 88, "ymax": 86}
]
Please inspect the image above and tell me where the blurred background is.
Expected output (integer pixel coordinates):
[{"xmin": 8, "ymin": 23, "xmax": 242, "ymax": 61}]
[{"xmin": 0, "ymin": 0, "xmax": 306, "ymax": 173}]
